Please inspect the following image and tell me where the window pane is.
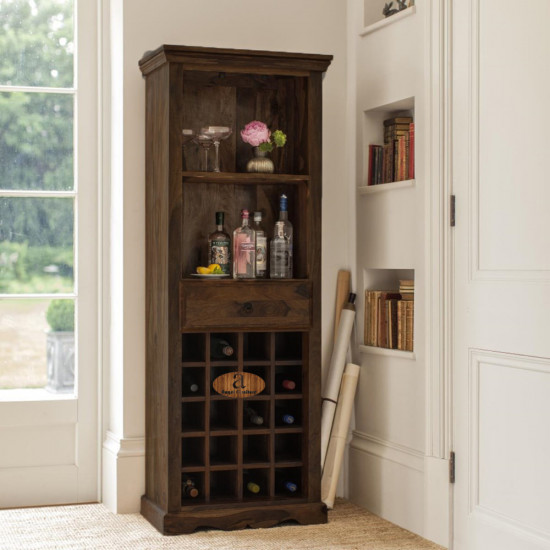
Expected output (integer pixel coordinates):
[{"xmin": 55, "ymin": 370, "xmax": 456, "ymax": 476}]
[
  {"xmin": 0, "ymin": 92, "xmax": 73, "ymax": 191},
  {"xmin": 0, "ymin": 197, "xmax": 74, "ymax": 293},
  {"xmin": 0, "ymin": 0, "xmax": 74, "ymax": 88},
  {"xmin": 0, "ymin": 298, "xmax": 74, "ymax": 391}
]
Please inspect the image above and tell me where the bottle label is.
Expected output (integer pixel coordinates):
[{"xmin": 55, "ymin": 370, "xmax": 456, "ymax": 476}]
[
  {"xmin": 210, "ymin": 239, "xmax": 230, "ymax": 274},
  {"xmin": 256, "ymin": 235, "xmax": 267, "ymax": 273}
]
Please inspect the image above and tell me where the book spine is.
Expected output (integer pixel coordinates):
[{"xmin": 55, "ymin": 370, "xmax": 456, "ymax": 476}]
[
  {"xmin": 397, "ymin": 300, "xmax": 405, "ymax": 351},
  {"xmin": 368, "ymin": 144, "xmax": 375, "ymax": 186},
  {"xmin": 406, "ymin": 300, "xmax": 414, "ymax": 351},
  {"xmin": 364, "ymin": 290, "xmax": 370, "ymax": 346}
]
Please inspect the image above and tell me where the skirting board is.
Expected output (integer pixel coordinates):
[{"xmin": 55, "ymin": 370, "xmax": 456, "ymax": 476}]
[
  {"xmin": 348, "ymin": 432, "xmax": 449, "ymax": 546},
  {"xmin": 349, "ymin": 432, "xmax": 424, "ymax": 537},
  {"xmin": 102, "ymin": 431, "xmax": 145, "ymax": 513}
]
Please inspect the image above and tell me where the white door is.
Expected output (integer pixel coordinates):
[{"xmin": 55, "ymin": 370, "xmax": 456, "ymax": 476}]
[
  {"xmin": 0, "ymin": 0, "xmax": 98, "ymax": 507},
  {"xmin": 452, "ymin": 1, "xmax": 550, "ymax": 549}
]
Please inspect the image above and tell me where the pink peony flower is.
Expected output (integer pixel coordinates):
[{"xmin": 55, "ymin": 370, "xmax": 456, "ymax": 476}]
[{"xmin": 240, "ymin": 121, "xmax": 271, "ymax": 147}]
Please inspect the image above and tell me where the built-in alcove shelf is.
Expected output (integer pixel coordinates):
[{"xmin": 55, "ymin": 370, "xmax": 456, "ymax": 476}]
[
  {"xmin": 358, "ymin": 179, "xmax": 415, "ymax": 195},
  {"xmin": 360, "ymin": 5, "xmax": 416, "ymax": 37},
  {"xmin": 358, "ymin": 345, "xmax": 415, "ymax": 360}
]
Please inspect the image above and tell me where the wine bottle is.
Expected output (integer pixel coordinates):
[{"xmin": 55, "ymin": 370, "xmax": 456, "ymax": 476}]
[
  {"xmin": 253, "ymin": 211, "xmax": 267, "ymax": 278},
  {"xmin": 183, "ymin": 374, "xmax": 200, "ymax": 394},
  {"xmin": 210, "ymin": 336, "xmax": 234, "ymax": 359},
  {"xmin": 276, "ymin": 194, "xmax": 293, "ymax": 277},
  {"xmin": 244, "ymin": 406, "xmax": 264, "ymax": 426},
  {"xmin": 276, "ymin": 375, "xmax": 296, "ymax": 391},
  {"xmin": 208, "ymin": 211, "xmax": 231, "ymax": 275},
  {"xmin": 278, "ymin": 479, "xmax": 298, "ymax": 494},
  {"xmin": 233, "ymin": 209, "xmax": 256, "ymax": 279},
  {"xmin": 182, "ymin": 476, "xmax": 199, "ymax": 498},
  {"xmin": 244, "ymin": 472, "xmax": 261, "ymax": 494},
  {"xmin": 270, "ymin": 221, "xmax": 291, "ymax": 278}
]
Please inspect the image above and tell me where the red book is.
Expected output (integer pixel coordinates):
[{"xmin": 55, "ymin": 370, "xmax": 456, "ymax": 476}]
[{"xmin": 408, "ymin": 122, "xmax": 415, "ymax": 179}]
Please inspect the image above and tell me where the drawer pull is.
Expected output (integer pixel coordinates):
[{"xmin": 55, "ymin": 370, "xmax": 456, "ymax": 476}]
[{"xmin": 242, "ymin": 302, "xmax": 253, "ymax": 314}]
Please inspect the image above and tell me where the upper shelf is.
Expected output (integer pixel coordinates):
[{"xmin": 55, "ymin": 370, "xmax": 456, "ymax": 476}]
[
  {"xmin": 182, "ymin": 172, "xmax": 310, "ymax": 184},
  {"xmin": 360, "ymin": 5, "xmax": 416, "ymax": 37}
]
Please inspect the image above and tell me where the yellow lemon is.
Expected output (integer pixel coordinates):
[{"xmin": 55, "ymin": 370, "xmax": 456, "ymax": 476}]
[
  {"xmin": 207, "ymin": 263, "xmax": 221, "ymax": 272},
  {"xmin": 196, "ymin": 266, "xmax": 210, "ymax": 274}
]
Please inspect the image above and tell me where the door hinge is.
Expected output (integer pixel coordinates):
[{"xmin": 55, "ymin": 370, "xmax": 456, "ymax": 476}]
[
  {"xmin": 449, "ymin": 451, "xmax": 456, "ymax": 483},
  {"xmin": 450, "ymin": 195, "xmax": 456, "ymax": 227}
]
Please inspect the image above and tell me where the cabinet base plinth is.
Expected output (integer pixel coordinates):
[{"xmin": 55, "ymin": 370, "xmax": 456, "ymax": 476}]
[{"xmin": 141, "ymin": 495, "xmax": 328, "ymax": 535}]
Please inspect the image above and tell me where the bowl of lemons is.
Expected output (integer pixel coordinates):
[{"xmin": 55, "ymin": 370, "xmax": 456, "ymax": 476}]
[{"xmin": 192, "ymin": 264, "xmax": 229, "ymax": 278}]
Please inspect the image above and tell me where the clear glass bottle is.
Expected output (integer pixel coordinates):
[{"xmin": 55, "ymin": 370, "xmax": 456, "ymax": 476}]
[
  {"xmin": 233, "ymin": 209, "xmax": 256, "ymax": 279},
  {"xmin": 277, "ymin": 194, "xmax": 293, "ymax": 277},
  {"xmin": 208, "ymin": 211, "xmax": 231, "ymax": 275},
  {"xmin": 253, "ymin": 211, "xmax": 267, "ymax": 278},
  {"xmin": 270, "ymin": 221, "xmax": 291, "ymax": 278}
]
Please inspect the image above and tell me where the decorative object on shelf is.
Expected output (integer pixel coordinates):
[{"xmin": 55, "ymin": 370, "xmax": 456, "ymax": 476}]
[
  {"xmin": 192, "ymin": 132, "xmax": 214, "ymax": 171},
  {"xmin": 233, "ymin": 209, "xmax": 256, "ymax": 279},
  {"xmin": 383, "ymin": 0, "xmax": 407, "ymax": 18},
  {"xmin": 241, "ymin": 120, "xmax": 287, "ymax": 173},
  {"xmin": 200, "ymin": 126, "xmax": 232, "ymax": 172},
  {"xmin": 208, "ymin": 212, "xmax": 231, "ymax": 275}
]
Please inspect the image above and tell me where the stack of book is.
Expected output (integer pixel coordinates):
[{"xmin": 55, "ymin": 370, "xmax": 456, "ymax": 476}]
[
  {"xmin": 367, "ymin": 117, "xmax": 415, "ymax": 186},
  {"xmin": 364, "ymin": 280, "xmax": 414, "ymax": 351}
]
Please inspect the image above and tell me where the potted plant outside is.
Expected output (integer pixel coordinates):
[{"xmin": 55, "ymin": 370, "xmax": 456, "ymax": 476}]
[{"xmin": 46, "ymin": 300, "xmax": 75, "ymax": 393}]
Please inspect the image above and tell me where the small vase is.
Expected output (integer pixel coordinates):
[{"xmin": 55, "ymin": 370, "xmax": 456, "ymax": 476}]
[{"xmin": 246, "ymin": 147, "xmax": 274, "ymax": 174}]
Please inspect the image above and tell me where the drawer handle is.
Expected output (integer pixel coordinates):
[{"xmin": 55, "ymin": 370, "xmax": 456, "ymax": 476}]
[{"xmin": 242, "ymin": 302, "xmax": 253, "ymax": 314}]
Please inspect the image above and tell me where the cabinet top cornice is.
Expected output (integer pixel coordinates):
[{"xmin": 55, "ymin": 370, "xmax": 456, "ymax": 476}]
[{"xmin": 138, "ymin": 44, "xmax": 333, "ymax": 76}]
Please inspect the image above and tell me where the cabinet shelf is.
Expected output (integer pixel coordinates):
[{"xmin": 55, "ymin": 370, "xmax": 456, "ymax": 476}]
[{"xmin": 182, "ymin": 172, "xmax": 310, "ymax": 184}]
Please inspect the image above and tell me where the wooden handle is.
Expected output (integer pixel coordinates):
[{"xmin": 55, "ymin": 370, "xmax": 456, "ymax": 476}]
[{"xmin": 333, "ymin": 270, "xmax": 351, "ymax": 343}]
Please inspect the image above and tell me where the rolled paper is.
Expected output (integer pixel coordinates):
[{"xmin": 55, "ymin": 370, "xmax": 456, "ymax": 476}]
[
  {"xmin": 321, "ymin": 363, "xmax": 360, "ymax": 509},
  {"xmin": 321, "ymin": 294, "xmax": 356, "ymax": 468},
  {"xmin": 333, "ymin": 270, "xmax": 351, "ymax": 344}
]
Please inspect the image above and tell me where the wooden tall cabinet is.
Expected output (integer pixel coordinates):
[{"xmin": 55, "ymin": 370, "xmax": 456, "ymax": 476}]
[{"xmin": 138, "ymin": 45, "xmax": 332, "ymax": 534}]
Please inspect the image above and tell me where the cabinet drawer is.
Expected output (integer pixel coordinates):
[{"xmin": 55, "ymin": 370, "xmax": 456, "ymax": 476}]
[{"xmin": 180, "ymin": 280, "xmax": 312, "ymax": 330}]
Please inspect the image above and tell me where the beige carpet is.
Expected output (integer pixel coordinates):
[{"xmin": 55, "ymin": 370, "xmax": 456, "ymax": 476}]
[{"xmin": 0, "ymin": 499, "xmax": 445, "ymax": 550}]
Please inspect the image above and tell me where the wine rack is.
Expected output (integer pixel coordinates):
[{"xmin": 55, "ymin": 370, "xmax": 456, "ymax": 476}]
[
  {"xmin": 139, "ymin": 45, "xmax": 331, "ymax": 534},
  {"xmin": 181, "ymin": 331, "xmax": 306, "ymax": 505}
]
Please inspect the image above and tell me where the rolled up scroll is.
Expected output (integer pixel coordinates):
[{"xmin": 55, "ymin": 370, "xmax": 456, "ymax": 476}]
[
  {"xmin": 321, "ymin": 293, "xmax": 356, "ymax": 468},
  {"xmin": 321, "ymin": 362, "xmax": 360, "ymax": 509}
]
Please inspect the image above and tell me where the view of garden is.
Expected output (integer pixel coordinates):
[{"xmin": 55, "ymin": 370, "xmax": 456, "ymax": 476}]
[{"xmin": 0, "ymin": 0, "xmax": 75, "ymax": 389}]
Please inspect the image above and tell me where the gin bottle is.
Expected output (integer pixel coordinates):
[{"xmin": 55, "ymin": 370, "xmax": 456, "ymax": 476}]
[
  {"xmin": 233, "ymin": 209, "xmax": 256, "ymax": 279},
  {"xmin": 270, "ymin": 221, "xmax": 291, "ymax": 278},
  {"xmin": 208, "ymin": 211, "xmax": 231, "ymax": 274},
  {"xmin": 253, "ymin": 211, "xmax": 267, "ymax": 278},
  {"xmin": 277, "ymin": 194, "xmax": 293, "ymax": 277}
]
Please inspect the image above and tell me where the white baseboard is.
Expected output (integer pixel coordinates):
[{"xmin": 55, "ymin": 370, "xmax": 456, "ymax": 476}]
[
  {"xmin": 102, "ymin": 431, "xmax": 145, "ymax": 513},
  {"xmin": 349, "ymin": 431, "xmax": 425, "ymax": 536}
]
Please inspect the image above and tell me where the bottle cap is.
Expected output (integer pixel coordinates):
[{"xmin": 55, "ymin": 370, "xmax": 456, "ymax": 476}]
[
  {"xmin": 215, "ymin": 211, "xmax": 224, "ymax": 225},
  {"xmin": 253, "ymin": 211, "xmax": 262, "ymax": 221},
  {"xmin": 280, "ymin": 194, "xmax": 288, "ymax": 212},
  {"xmin": 241, "ymin": 209, "xmax": 250, "ymax": 219}
]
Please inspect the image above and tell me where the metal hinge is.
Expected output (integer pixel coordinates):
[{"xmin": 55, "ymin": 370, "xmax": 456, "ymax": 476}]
[
  {"xmin": 449, "ymin": 451, "xmax": 456, "ymax": 483},
  {"xmin": 450, "ymin": 195, "xmax": 456, "ymax": 227}
]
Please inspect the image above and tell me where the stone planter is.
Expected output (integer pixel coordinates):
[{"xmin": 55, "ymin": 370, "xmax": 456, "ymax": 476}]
[{"xmin": 46, "ymin": 331, "xmax": 75, "ymax": 393}]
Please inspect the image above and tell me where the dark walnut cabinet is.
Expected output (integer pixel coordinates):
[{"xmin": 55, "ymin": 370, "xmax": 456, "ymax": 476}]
[{"xmin": 138, "ymin": 45, "xmax": 332, "ymax": 534}]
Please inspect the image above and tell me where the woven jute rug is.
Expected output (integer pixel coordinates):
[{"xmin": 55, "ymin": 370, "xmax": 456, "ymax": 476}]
[{"xmin": 0, "ymin": 499, "xmax": 445, "ymax": 550}]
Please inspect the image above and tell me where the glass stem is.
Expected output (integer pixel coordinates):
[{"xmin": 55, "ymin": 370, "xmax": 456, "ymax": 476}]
[
  {"xmin": 213, "ymin": 141, "xmax": 220, "ymax": 172},
  {"xmin": 203, "ymin": 147, "xmax": 209, "ymax": 172}
]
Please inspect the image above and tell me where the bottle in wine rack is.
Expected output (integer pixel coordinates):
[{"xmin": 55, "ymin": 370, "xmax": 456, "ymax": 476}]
[
  {"xmin": 182, "ymin": 476, "xmax": 199, "ymax": 498},
  {"xmin": 208, "ymin": 211, "xmax": 231, "ymax": 275},
  {"xmin": 253, "ymin": 211, "xmax": 267, "ymax": 278},
  {"xmin": 210, "ymin": 336, "xmax": 234, "ymax": 359},
  {"xmin": 244, "ymin": 406, "xmax": 264, "ymax": 426},
  {"xmin": 183, "ymin": 375, "xmax": 200, "ymax": 394},
  {"xmin": 276, "ymin": 374, "xmax": 297, "ymax": 392},
  {"xmin": 233, "ymin": 209, "xmax": 256, "ymax": 279},
  {"xmin": 244, "ymin": 472, "xmax": 261, "ymax": 494},
  {"xmin": 277, "ymin": 477, "xmax": 298, "ymax": 494},
  {"xmin": 279, "ymin": 412, "xmax": 295, "ymax": 425}
]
